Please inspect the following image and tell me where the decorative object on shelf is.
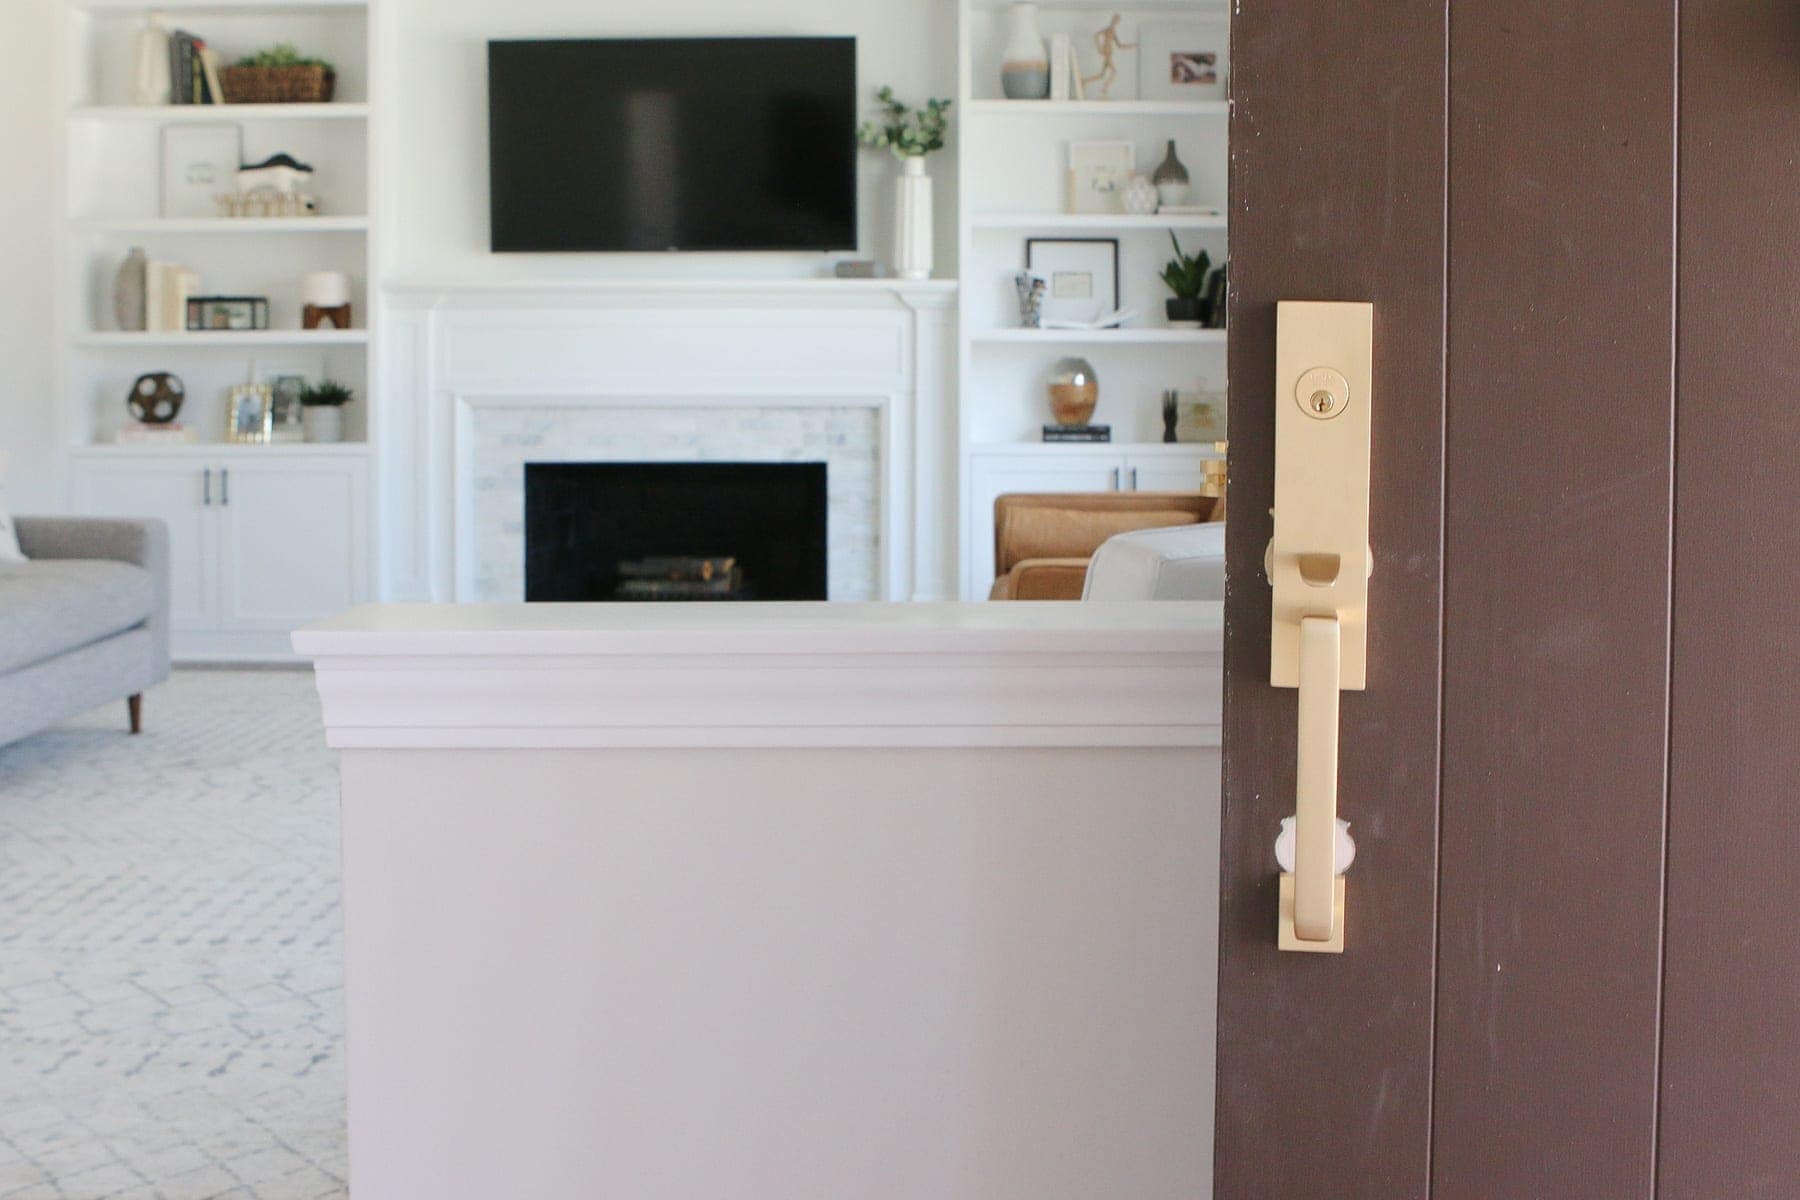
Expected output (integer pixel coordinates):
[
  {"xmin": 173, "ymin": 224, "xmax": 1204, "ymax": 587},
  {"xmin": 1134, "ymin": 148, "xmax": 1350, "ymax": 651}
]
[
  {"xmin": 113, "ymin": 248, "xmax": 148, "ymax": 332},
  {"xmin": 167, "ymin": 29, "xmax": 225, "ymax": 105},
  {"xmin": 221, "ymin": 44, "xmax": 337, "ymax": 104},
  {"xmin": 1162, "ymin": 389, "xmax": 1179, "ymax": 444},
  {"xmin": 226, "ymin": 383, "xmax": 273, "ymax": 444},
  {"xmin": 998, "ymin": 3, "xmax": 1051, "ymax": 100},
  {"xmin": 1160, "ymin": 232, "xmax": 1212, "ymax": 328},
  {"xmin": 132, "ymin": 12, "xmax": 172, "ymax": 106},
  {"xmin": 1081, "ymin": 14, "xmax": 1136, "ymax": 100},
  {"xmin": 1203, "ymin": 262, "xmax": 1228, "ymax": 329},
  {"xmin": 116, "ymin": 422, "xmax": 195, "ymax": 446},
  {"xmin": 1042, "ymin": 423, "xmax": 1110, "ymax": 444},
  {"xmin": 145, "ymin": 260, "xmax": 200, "ymax": 332},
  {"xmin": 301, "ymin": 273, "xmax": 354, "ymax": 330},
  {"xmin": 236, "ymin": 152, "xmax": 314, "ymax": 196},
  {"xmin": 160, "ymin": 123, "xmax": 241, "ymax": 218},
  {"xmin": 1047, "ymin": 355, "xmax": 1100, "ymax": 427},
  {"xmin": 187, "ymin": 295, "xmax": 269, "ymax": 332},
  {"xmin": 301, "ymin": 380, "xmax": 352, "ymax": 444},
  {"xmin": 857, "ymin": 86, "xmax": 951, "ymax": 281},
  {"xmin": 1048, "ymin": 33, "xmax": 1073, "ymax": 101},
  {"xmin": 1151, "ymin": 140, "xmax": 1192, "ymax": 207},
  {"xmin": 1138, "ymin": 17, "xmax": 1229, "ymax": 102},
  {"xmin": 262, "ymin": 369, "xmax": 309, "ymax": 443},
  {"xmin": 126, "ymin": 372, "xmax": 185, "ymax": 424},
  {"xmin": 1027, "ymin": 237, "xmax": 1119, "ymax": 327},
  {"xmin": 1172, "ymin": 388, "xmax": 1228, "ymax": 443},
  {"xmin": 1067, "ymin": 140, "xmax": 1134, "ymax": 214},
  {"xmin": 1123, "ymin": 173, "xmax": 1160, "ymax": 216},
  {"xmin": 1014, "ymin": 270, "xmax": 1048, "ymax": 328},
  {"xmin": 217, "ymin": 190, "xmax": 319, "ymax": 219},
  {"xmin": 833, "ymin": 260, "xmax": 885, "ymax": 279}
]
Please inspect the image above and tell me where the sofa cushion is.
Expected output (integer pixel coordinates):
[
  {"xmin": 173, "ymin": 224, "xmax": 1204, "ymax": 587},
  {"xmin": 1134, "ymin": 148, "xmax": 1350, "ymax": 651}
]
[
  {"xmin": 999, "ymin": 507, "xmax": 1198, "ymax": 572},
  {"xmin": 0, "ymin": 559, "xmax": 156, "ymax": 674}
]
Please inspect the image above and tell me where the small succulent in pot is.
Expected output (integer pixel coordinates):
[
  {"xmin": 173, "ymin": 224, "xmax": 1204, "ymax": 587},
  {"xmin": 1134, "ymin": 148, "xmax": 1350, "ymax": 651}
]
[
  {"xmin": 300, "ymin": 379, "xmax": 352, "ymax": 444},
  {"xmin": 1161, "ymin": 232, "xmax": 1212, "ymax": 328}
]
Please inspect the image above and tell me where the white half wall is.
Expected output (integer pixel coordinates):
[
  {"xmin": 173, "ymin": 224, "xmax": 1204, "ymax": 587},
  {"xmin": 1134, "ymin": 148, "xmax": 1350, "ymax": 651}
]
[
  {"xmin": 387, "ymin": 0, "xmax": 960, "ymax": 283},
  {"xmin": 0, "ymin": 0, "xmax": 58, "ymax": 512}
]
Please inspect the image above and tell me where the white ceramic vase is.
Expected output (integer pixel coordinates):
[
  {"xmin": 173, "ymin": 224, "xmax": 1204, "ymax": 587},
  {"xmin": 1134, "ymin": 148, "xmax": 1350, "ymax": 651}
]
[
  {"xmin": 133, "ymin": 13, "xmax": 172, "ymax": 107},
  {"xmin": 999, "ymin": 3, "xmax": 1050, "ymax": 100},
  {"xmin": 302, "ymin": 406, "xmax": 344, "ymax": 444},
  {"xmin": 894, "ymin": 156, "xmax": 933, "ymax": 281}
]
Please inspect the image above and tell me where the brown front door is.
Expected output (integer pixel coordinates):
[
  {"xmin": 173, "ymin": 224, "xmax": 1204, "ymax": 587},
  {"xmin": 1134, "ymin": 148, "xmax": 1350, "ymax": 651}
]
[{"xmin": 1217, "ymin": 3, "xmax": 1800, "ymax": 1196}]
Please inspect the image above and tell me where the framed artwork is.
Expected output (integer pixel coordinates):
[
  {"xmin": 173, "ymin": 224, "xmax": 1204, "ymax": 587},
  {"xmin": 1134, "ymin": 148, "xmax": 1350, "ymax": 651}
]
[
  {"xmin": 1026, "ymin": 238, "xmax": 1120, "ymax": 327},
  {"xmin": 1138, "ymin": 18, "xmax": 1229, "ymax": 102},
  {"xmin": 261, "ymin": 369, "xmax": 310, "ymax": 442},
  {"xmin": 1066, "ymin": 140, "xmax": 1135, "ymax": 214},
  {"xmin": 226, "ymin": 384, "xmax": 272, "ymax": 445},
  {"xmin": 160, "ymin": 123, "xmax": 241, "ymax": 219}
]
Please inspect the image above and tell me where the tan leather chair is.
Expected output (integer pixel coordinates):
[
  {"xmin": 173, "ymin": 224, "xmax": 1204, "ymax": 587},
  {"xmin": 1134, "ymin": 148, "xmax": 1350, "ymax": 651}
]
[{"xmin": 989, "ymin": 492, "xmax": 1220, "ymax": 600}]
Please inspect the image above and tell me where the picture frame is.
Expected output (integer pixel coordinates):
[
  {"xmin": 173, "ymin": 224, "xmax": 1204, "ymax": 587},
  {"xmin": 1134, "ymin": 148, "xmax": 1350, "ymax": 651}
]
[
  {"xmin": 1066, "ymin": 140, "xmax": 1135, "ymax": 214},
  {"xmin": 1137, "ymin": 18, "xmax": 1229, "ymax": 102},
  {"xmin": 261, "ymin": 368, "xmax": 310, "ymax": 443},
  {"xmin": 187, "ymin": 295, "xmax": 270, "ymax": 332},
  {"xmin": 226, "ymin": 384, "xmax": 272, "ymax": 445},
  {"xmin": 160, "ymin": 123, "xmax": 242, "ymax": 219},
  {"xmin": 1173, "ymin": 389, "xmax": 1228, "ymax": 443},
  {"xmin": 1026, "ymin": 238, "xmax": 1120, "ymax": 327}
]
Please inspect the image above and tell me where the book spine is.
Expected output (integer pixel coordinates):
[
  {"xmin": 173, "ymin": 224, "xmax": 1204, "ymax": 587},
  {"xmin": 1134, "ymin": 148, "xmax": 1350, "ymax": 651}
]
[{"xmin": 144, "ymin": 260, "xmax": 167, "ymax": 331}]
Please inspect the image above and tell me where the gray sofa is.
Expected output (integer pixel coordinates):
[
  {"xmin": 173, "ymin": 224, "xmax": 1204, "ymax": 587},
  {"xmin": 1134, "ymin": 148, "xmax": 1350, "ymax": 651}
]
[{"xmin": 0, "ymin": 518, "xmax": 171, "ymax": 746}]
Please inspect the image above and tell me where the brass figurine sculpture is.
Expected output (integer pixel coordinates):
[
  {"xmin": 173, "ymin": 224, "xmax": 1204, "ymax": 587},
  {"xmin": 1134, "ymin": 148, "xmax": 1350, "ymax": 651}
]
[{"xmin": 1083, "ymin": 14, "xmax": 1136, "ymax": 99}]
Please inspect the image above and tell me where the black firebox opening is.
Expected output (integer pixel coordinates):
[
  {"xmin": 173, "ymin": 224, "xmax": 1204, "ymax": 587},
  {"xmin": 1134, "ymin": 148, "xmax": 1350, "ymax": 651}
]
[{"xmin": 524, "ymin": 462, "xmax": 828, "ymax": 601}]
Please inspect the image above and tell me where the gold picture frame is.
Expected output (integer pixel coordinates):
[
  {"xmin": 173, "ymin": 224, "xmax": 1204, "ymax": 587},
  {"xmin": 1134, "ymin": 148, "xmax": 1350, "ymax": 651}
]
[{"xmin": 226, "ymin": 384, "xmax": 272, "ymax": 444}]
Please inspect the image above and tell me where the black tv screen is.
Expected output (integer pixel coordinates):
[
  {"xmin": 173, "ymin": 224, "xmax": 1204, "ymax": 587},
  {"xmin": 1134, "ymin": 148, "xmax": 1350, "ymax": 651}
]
[{"xmin": 487, "ymin": 37, "xmax": 858, "ymax": 253}]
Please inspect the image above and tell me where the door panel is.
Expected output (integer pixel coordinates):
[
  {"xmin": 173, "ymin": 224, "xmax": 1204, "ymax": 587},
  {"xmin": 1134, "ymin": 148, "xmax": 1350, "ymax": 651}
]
[
  {"xmin": 1433, "ymin": 6, "xmax": 1675, "ymax": 1194},
  {"xmin": 217, "ymin": 460, "xmax": 368, "ymax": 631},
  {"xmin": 71, "ymin": 457, "xmax": 215, "ymax": 631},
  {"xmin": 1659, "ymin": 4, "xmax": 1800, "ymax": 1194},
  {"xmin": 1217, "ymin": 1, "xmax": 1448, "ymax": 1195}
]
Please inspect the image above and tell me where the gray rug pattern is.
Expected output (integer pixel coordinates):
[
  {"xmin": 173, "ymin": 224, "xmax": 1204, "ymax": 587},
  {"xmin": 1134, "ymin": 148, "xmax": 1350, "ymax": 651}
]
[{"xmin": 0, "ymin": 671, "xmax": 346, "ymax": 1199}]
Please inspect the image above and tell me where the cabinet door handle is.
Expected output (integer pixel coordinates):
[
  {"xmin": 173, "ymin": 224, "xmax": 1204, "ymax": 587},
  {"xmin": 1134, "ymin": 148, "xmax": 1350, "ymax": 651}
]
[
  {"xmin": 1130, "ymin": 466, "xmax": 1140, "ymax": 491},
  {"xmin": 1111, "ymin": 466, "xmax": 1121, "ymax": 491},
  {"xmin": 220, "ymin": 468, "xmax": 229, "ymax": 507},
  {"xmin": 202, "ymin": 467, "xmax": 212, "ymax": 507}
]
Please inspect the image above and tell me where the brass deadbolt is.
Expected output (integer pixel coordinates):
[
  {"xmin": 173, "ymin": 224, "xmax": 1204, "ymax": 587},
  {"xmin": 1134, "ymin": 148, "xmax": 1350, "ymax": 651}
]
[{"xmin": 1295, "ymin": 367, "xmax": 1351, "ymax": 420}]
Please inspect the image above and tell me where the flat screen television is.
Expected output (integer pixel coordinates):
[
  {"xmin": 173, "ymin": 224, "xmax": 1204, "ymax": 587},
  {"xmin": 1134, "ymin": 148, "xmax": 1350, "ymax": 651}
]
[{"xmin": 487, "ymin": 37, "xmax": 858, "ymax": 253}]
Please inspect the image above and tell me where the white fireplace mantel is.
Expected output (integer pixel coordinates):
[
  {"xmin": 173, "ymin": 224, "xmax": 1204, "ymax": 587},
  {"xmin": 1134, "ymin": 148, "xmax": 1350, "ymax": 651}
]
[{"xmin": 380, "ymin": 279, "xmax": 959, "ymax": 605}]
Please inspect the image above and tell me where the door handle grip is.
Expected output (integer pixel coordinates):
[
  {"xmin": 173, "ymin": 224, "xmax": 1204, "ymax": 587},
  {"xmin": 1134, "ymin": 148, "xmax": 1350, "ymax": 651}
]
[
  {"xmin": 1293, "ymin": 615, "xmax": 1342, "ymax": 942},
  {"xmin": 202, "ymin": 467, "xmax": 212, "ymax": 507}
]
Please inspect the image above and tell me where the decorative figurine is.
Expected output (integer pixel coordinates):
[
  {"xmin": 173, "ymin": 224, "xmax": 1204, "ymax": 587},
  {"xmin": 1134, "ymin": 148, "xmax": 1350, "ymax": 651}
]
[{"xmin": 1082, "ymin": 14, "xmax": 1136, "ymax": 99}]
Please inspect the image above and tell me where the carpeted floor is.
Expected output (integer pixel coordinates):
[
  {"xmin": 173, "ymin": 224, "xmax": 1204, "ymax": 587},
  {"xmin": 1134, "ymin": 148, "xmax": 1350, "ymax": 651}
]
[{"xmin": 0, "ymin": 670, "xmax": 347, "ymax": 1200}]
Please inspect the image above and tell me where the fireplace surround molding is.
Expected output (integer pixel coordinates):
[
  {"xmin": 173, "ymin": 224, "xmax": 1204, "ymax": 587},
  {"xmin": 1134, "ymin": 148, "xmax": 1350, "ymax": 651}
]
[{"xmin": 382, "ymin": 279, "xmax": 959, "ymax": 604}]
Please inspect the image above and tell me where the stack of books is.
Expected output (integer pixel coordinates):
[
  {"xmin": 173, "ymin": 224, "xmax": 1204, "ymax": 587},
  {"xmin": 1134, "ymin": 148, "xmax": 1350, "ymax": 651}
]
[
  {"xmin": 1042, "ymin": 424, "xmax": 1112, "ymax": 444},
  {"xmin": 145, "ymin": 262, "xmax": 200, "ymax": 332},
  {"xmin": 116, "ymin": 423, "xmax": 196, "ymax": 446},
  {"xmin": 613, "ymin": 556, "xmax": 744, "ymax": 601},
  {"xmin": 169, "ymin": 31, "xmax": 226, "ymax": 105}
]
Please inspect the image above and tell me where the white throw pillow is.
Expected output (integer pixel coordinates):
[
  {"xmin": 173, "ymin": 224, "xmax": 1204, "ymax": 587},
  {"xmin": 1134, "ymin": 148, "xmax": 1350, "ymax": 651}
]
[{"xmin": 0, "ymin": 485, "xmax": 24, "ymax": 562}]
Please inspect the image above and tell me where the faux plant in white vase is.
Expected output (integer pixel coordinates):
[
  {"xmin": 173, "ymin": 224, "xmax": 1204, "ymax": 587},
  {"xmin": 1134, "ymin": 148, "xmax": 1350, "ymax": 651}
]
[
  {"xmin": 301, "ymin": 380, "xmax": 352, "ymax": 444},
  {"xmin": 857, "ymin": 87, "xmax": 952, "ymax": 282}
]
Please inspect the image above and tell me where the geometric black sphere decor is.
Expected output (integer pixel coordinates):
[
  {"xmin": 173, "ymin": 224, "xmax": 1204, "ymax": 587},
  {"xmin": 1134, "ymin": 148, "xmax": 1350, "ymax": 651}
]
[{"xmin": 127, "ymin": 372, "xmax": 185, "ymax": 424}]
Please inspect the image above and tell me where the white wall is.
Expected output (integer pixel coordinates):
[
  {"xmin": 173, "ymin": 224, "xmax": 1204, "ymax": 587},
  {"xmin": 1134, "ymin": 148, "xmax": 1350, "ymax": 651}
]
[
  {"xmin": 387, "ymin": 0, "xmax": 959, "ymax": 281},
  {"xmin": 0, "ymin": 0, "xmax": 59, "ymax": 511}
]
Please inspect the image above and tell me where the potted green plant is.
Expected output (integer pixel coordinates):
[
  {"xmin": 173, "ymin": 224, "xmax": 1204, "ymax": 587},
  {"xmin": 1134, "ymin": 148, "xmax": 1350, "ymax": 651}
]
[
  {"xmin": 222, "ymin": 44, "xmax": 337, "ymax": 104},
  {"xmin": 857, "ymin": 87, "xmax": 952, "ymax": 280},
  {"xmin": 1161, "ymin": 232, "xmax": 1212, "ymax": 328},
  {"xmin": 301, "ymin": 379, "xmax": 352, "ymax": 443}
]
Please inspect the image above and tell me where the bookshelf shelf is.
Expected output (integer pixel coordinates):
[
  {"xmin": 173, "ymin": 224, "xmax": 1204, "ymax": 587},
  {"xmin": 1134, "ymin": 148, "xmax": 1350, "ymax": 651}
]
[
  {"xmin": 73, "ymin": 0, "xmax": 368, "ymax": 12},
  {"xmin": 971, "ymin": 212, "xmax": 1226, "ymax": 232},
  {"xmin": 965, "ymin": 99, "xmax": 1227, "ymax": 117},
  {"xmin": 73, "ymin": 216, "xmax": 370, "ymax": 235},
  {"xmin": 70, "ymin": 103, "xmax": 370, "ymax": 122},
  {"xmin": 75, "ymin": 330, "xmax": 370, "ymax": 348},
  {"xmin": 971, "ymin": 328, "xmax": 1225, "ymax": 346},
  {"xmin": 69, "ymin": 443, "xmax": 372, "ymax": 458}
]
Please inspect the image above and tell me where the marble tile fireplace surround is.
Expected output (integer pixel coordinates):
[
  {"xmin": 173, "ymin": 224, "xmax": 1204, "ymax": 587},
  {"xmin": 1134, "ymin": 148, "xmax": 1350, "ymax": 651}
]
[{"xmin": 382, "ymin": 280, "xmax": 958, "ymax": 604}]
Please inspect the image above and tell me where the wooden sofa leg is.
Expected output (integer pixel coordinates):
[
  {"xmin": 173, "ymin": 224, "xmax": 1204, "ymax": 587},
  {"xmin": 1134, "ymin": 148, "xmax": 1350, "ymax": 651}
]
[{"xmin": 128, "ymin": 693, "xmax": 142, "ymax": 735}]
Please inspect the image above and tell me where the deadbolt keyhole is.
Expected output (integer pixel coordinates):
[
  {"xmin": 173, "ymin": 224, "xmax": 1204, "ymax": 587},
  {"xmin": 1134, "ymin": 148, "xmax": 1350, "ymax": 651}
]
[{"xmin": 1295, "ymin": 366, "xmax": 1351, "ymax": 420}]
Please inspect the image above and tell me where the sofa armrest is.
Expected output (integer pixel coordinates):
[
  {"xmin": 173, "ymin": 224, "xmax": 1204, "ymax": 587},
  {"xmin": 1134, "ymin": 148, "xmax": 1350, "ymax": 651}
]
[{"xmin": 15, "ymin": 517, "xmax": 171, "ymax": 670}]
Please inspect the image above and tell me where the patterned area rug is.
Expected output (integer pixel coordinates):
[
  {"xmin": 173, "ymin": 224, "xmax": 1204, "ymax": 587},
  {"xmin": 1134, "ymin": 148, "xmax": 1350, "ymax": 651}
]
[{"xmin": 0, "ymin": 670, "xmax": 347, "ymax": 1199}]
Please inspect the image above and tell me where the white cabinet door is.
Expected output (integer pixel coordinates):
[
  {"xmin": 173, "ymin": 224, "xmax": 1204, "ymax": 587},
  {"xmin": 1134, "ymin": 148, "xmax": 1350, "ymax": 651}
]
[
  {"xmin": 966, "ymin": 451, "xmax": 1126, "ymax": 599},
  {"xmin": 216, "ymin": 459, "xmax": 369, "ymax": 632},
  {"xmin": 70, "ymin": 456, "xmax": 217, "ymax": 632},
  {"xmin": 1124, "ymin": 453, "xmax": 1211, "ymax": 494}
]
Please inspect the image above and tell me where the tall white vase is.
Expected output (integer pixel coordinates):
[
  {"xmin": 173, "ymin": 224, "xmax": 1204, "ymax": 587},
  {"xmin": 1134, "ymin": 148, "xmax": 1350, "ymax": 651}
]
[
  {"xmin": 133, "ymin": 12, "xmax": 172, "ymax": 107},
  {"xmin": 894, "ymin": 156, "xmax": 933, "ymax": 281}
]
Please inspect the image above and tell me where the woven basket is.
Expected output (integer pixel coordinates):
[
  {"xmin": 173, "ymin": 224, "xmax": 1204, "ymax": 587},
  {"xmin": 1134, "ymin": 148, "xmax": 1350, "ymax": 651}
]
[{"xmin": 220, "ymin": 65, "xmax": 336, "ymax": 105}]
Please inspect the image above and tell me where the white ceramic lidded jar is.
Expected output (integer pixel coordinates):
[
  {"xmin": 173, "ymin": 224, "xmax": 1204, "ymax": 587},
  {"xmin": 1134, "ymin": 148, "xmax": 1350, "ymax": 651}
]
[{"xmin": 999, "ymin": 3, "xmax": 1051, "ymax": 100}]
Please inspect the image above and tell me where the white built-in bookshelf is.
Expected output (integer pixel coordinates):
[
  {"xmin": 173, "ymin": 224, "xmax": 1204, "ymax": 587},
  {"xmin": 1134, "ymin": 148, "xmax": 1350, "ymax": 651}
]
[
  {"xmin": 954, "ymin": 0, "xmax": 1228, "ymax": 594},
  {"xmin": 55, "ymin": 0, "xmax": 382, "ymax": 658}
]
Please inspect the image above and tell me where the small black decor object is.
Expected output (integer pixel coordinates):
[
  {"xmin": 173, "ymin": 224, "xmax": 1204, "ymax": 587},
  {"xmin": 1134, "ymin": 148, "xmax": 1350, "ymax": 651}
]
[
  {"xmin": 1162, "ymin": 389, "xmax": 1179, "ymax": 443},
  {"xmin": 127, "ymin": 372, "xmax": 185, "ymax": 424},
  {"xmin": 1203, "ymin": 262, "xmax": 1228, "ymax": 329}
]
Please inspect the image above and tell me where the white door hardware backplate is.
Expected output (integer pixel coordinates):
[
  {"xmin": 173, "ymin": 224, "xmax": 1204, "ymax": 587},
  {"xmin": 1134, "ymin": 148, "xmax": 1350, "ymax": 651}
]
[{"xmin": 1270, "ymin": 300, "xmax": 1374, "ymax": 953}]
